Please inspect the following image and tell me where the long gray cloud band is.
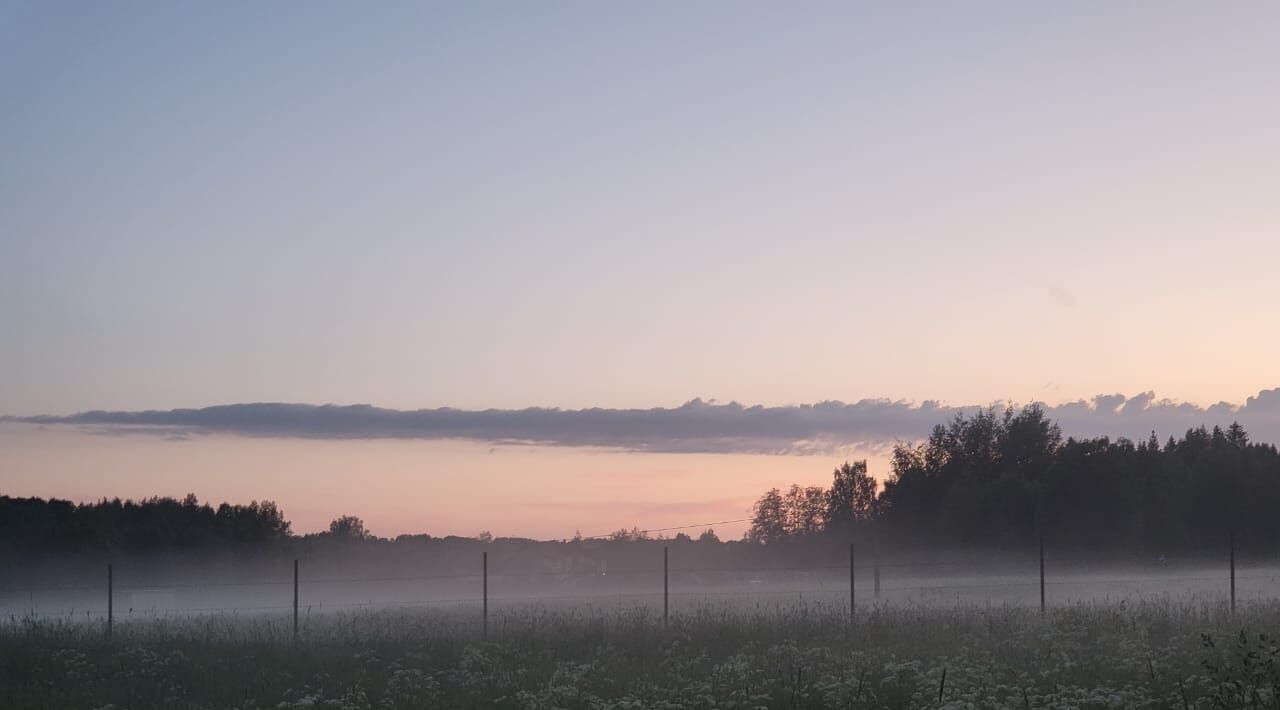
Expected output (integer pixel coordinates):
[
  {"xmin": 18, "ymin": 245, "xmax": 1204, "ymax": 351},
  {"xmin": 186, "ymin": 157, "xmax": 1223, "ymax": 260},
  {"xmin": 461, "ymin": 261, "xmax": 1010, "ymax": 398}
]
[{"xmin": 9, "ymin": 389, "xmax": 1280, "ymax": 454}]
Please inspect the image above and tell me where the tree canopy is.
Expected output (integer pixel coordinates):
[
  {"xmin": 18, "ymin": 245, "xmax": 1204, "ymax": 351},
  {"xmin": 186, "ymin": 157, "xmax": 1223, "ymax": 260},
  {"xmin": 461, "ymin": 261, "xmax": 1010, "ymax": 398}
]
[{"xmin": 746, "ymin": 405, "xmax": 1280, "ymax": 555}]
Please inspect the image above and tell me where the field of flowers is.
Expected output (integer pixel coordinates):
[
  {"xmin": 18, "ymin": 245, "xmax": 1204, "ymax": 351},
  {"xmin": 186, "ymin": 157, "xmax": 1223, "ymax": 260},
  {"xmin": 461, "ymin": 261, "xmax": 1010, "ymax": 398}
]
[{"xmin": 3, "ymin": 598, "xmax": 1279, "ymax": 709}]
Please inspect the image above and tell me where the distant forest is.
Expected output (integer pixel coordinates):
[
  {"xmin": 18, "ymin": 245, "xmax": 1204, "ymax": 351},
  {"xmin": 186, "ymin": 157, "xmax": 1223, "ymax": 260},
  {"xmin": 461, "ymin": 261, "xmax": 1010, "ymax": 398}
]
[
  {"xmin": 3, "ymin": 407, "xmax": 1278, "ymax": 564},
  {"xmin": 748, "ymin": 406, "xmax": 1278, "ymax": 556}
]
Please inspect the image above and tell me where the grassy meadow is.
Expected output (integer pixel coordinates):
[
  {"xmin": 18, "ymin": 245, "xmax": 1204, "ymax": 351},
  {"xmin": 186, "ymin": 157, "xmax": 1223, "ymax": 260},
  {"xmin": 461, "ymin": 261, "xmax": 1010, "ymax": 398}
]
[{"xmin": 4, "ymin": 597, "xmax": 1280, "ymax": 709}]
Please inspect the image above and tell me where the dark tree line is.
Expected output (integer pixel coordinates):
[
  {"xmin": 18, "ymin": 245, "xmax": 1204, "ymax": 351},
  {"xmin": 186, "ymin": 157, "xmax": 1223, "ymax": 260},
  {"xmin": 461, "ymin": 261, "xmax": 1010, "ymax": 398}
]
[
  {"xmin": 6, "ymin": 406, "xmax": 1280, "ymax": 563},
  {"xmin": 749, "ymin": 406, "xmax": 1280, "ymax": 556},
  {"xmin": 0, "ymin": 494, "xmax": 291, "ymax": 558}
]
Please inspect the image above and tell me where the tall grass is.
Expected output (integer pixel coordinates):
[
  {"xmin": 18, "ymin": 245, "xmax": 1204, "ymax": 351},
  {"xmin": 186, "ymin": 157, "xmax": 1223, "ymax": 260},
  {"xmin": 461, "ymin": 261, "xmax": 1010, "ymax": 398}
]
[{"xmin": 3, "ymin": 598, "xmax": 1277, "ymax": 708}]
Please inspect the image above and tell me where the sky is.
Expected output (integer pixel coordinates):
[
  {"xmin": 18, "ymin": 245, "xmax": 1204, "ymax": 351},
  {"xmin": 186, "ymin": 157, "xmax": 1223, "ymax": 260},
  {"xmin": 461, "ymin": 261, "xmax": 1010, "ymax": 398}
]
[{"xmin": 2, "ymin": 1, "xmax": 1278, "ymax": 538}]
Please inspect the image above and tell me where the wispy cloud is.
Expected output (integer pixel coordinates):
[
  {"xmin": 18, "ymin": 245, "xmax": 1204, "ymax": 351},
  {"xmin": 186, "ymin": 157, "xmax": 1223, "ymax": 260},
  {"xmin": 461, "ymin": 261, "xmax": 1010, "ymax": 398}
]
[{"xmin": 8, "ymin": 390, "xmax": 1280, "ymax": 454}]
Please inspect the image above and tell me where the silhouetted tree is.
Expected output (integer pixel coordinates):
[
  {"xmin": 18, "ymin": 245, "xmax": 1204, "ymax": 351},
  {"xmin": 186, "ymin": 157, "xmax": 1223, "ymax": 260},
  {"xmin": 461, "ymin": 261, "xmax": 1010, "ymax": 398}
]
[
  {"xmin": 328, "ymin": 515, "xmax": 372, "ymax": 540},
  {"xmin": 607, "ymin": 526, "xmax": 649, "ymax": 541},
  {"xmin": 825, "ymin": 460, "xmax": 877, "ymax": 532},
  {"xmin": 783, "ymin": 484, "xmax": 827, "ymax": 536},
  {"xmin": 879, "ymin": 405, "xmax": 1059, "ymax": 545},
  {"xmin": 749, "ymin": 488, "xmax": 787, "ymax": 544}
]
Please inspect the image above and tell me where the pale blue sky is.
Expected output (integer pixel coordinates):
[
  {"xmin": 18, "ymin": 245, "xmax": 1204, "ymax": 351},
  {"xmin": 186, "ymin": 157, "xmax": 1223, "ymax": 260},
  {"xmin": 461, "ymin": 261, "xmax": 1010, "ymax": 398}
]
[{"xmin": 4, "ymin": 1, "xmax": 1279, "ymax": 417}]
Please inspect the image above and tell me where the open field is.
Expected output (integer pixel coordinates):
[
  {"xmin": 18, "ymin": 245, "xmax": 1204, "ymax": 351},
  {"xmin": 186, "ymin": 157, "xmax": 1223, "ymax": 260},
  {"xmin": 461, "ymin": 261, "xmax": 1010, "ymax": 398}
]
[{"xmin": 5, "ymin": 598, "xmax": 1280, "ymax": 709}]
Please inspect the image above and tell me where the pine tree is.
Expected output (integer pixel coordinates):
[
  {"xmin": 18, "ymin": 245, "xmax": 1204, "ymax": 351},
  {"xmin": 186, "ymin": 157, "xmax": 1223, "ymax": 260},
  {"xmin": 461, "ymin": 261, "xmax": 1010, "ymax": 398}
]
[{"xmin": 1227, "ymin": 421, "xmax": 1249, "ymax": 447}]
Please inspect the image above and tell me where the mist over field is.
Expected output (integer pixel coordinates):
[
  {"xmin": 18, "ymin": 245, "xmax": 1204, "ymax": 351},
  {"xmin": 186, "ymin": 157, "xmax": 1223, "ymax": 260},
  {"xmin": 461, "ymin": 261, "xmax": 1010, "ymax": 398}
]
[
  {"xmin": 6, "ymin": 533, "xmax": 1280, "ymax": 709},
  {"xmin": 5, "ymin": 545, "xmax": 1272, "ymax": 624}
]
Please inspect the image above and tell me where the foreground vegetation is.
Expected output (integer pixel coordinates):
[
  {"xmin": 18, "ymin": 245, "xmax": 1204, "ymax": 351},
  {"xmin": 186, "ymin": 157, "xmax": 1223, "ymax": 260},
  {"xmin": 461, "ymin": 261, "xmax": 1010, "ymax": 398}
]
[{"xmin": 5, "ymin": 599, "xmax": 1280, "ymax": 709}]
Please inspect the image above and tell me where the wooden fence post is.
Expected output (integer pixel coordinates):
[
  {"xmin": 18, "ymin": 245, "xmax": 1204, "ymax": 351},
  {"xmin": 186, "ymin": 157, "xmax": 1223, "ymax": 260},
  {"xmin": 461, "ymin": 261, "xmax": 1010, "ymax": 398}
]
[
  {"xmin": 873, "ymin": 524, "xmax": 881, "ymax": 599},
  {"xmin": 1230, "ymin": 527, "xmax": 1236, "ymax": 614},
  {"xmin": 1039, "ymin": 534, "xmax": 1046, "ymax": 616},
  {"xmin": 849, "ymin": 541, "xmax": 855, "ymax": 618},
  {"xmin": 293, "ymin": 559, "xmax": 299, "ymax": 637},
  {"xmin": 107, "ymin": 563, "xmax": 113, "ymax": 642},
  {"xmin": 663, "ymin": 546, "xmax": 669, "ymax": 626},
  {"xmin": 482, "ymin": 551, "xmax": 488, "ymax": 639}
]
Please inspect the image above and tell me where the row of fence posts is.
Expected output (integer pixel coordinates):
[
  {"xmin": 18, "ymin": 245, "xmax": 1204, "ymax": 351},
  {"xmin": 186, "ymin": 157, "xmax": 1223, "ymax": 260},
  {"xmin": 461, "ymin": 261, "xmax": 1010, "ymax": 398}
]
[{"xmin": 97, "ymin": 529, "xmax": 1244, "ymax": 640}]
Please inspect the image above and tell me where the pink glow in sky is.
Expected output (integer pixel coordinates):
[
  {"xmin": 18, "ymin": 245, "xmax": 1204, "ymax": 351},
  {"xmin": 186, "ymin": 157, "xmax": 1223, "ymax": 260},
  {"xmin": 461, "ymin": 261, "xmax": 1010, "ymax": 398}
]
[{"xmin": 0, "ymin": 424, "xmax": 854, "ymax": 539}]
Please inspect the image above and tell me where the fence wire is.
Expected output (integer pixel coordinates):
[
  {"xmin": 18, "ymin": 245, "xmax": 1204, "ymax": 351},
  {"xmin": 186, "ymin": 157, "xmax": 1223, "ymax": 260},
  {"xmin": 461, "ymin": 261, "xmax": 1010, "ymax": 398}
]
[{"xmin": 3, "ymin": 551, "xmax": 1275, "ymax": 623}]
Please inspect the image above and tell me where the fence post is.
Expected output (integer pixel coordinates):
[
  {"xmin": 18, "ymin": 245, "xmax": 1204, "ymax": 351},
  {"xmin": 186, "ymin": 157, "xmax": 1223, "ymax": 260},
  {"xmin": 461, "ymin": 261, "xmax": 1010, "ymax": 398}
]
[
  {"xmin": 663, "ymin": 545, "xmax": 669, "ymax": 626},
  {"xmin": 1039, "ymin": 533, "xmax": 1045, "ymax": 616},
  {"xmin": 107, "ymin": 563, "xmax": 113, "ymax": 642},
  {"xmin": 849, "ymin": 541, "xmax": 855, "ymax": 618},
  {"xmin": 1230, "ymin": 527, "xmax": 1236, "ymax": 614},
  {"xmin": 482, "ymin": 551, "xmax": 488, "ymax": 639},
  {"xmin": 872, "ymin": 524, "xmax": 881, "ymax": 599},
  {"xmin": 293, "ymin": 559, "xmax": 299, "ymax": 637}
]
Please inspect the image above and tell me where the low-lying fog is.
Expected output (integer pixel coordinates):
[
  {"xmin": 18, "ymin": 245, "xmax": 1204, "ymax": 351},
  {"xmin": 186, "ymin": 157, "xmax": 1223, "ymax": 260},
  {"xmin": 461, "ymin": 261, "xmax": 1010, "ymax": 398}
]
[{"xmin": 4, "ymin": 556, "xmax": 1267, "ymax": 622}]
